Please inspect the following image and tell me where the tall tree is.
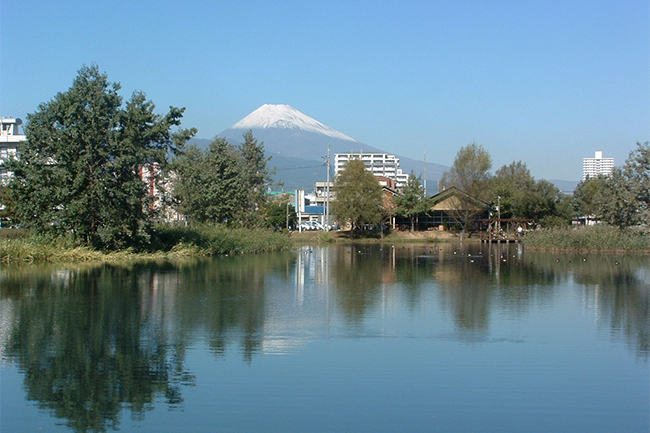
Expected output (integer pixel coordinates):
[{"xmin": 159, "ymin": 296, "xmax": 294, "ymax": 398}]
[
  {"xmin": 5, "ymin": 65, "xmax": 192, "ymax": 249},
  {"xmin": 394, "ymin": 171, "xmax": 428, "ymax": 231},
  {"xmin": 488, "ymin": 161, "xmax": 536, "ymax": 219},
  {"xmin": 600, "ymin": 142, "xmax": 650, "ymax": 228},
  {"xmin": 332, "ymin": 159, "xmax": 383, "ymax": 231},
  {"xmin": 439, "ymin": 142, "xmax": 492, "ymax": 236},
  {"xmin": 237, "ymin": 130, "xmax": 272, "ymax": 226},
  {"xmin": 171, "ymin": 138, "xmax": 242, "ymax": 224},
  {"xmin": 572, "ymin": 175, "xmax": 608, "ymax": 218}
]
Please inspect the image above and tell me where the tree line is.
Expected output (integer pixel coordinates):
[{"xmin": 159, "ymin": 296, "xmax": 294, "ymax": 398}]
[
  {"xmin": 2, "ymin": 65, "xmax": 283, "ymax": 250},
  {"xmin": 2, "ymin": 65, "xmax": 647, "ymax": 249},
  {"xmin": 334, "ymin": 141, "xmax": 649, "ymax": 234}
]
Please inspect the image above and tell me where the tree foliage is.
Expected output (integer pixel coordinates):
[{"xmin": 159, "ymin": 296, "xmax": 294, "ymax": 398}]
[
  {"xmin": 170, "ymin": 131, "xmax": 272, "ymax": 226},
  {"xmin": 439, "ymin": 142, "xmax": 492, "ymax": 234},
  {"xmin": 440, "ymin": 142, "xmax": 492, "ymax": 199},
  {"xmin": 238, "ymin": 130, "xmax": 272, "ymax": 225},
  {"xmin": 572, "ymin": 175, "xmax": 608, "ymax": 217},
  {"xmin": 487, "ymin": 161, "xmax": 536, "ymax": 219},
  {"xmin": 265, "ymin": 200, "xmax": 296, "ymax": 230},
  {"xmin": 332, "ymin": 159, "xmax": 383, "ymax": 230},
  {"xmin": 394, "ymin": 171, "xmax": 429, "ymax": 231},
  {"xmin": 600, "ymin": 141, "xmax": 649, "ymax": 228},
  {"xmin": 5, "ymin": 64, "xmax": 193, "ymax": 249},
  {"xmin": 486, "ymin": 161, "xmax": 572, "ymax": 226}
]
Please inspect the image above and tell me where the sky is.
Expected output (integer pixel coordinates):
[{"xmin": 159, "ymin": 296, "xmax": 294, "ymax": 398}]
[{"xmin": 1, "ymin": 0, "xmax": 648, "ymax": 181}]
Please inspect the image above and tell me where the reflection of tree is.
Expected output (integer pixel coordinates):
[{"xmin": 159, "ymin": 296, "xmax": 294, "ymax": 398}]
[
  {"xmin": 528, "ymin": 252, "xmax": 649, "ymax": 359},
  {"xmin": 330, "ymin": 245, "xmax": 386, "ymax": 324},
  {"xmin": 393, "ymin": 246, "xmax": 434, "ymax": 310},
  {"xmin": 165, "ymin": 252, "xmax": 294, "ymax": 361},
  {"xmin": 3, "ymin": 263, "xmax": 193, "ymax": 433}
]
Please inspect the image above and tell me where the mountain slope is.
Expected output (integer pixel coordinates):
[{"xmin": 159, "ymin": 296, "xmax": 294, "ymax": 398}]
[
  {"xmin": 229, "ymin": 104, "xmax": 357, "ymax": 142},
  {"xmin": 214, "ymin": 104, "xmax": 448, "ymax": 191}
]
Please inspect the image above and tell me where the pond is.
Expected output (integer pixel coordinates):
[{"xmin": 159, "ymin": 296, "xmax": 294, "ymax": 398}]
[{"xmin": 1, "ymin": 243, "xmax": 648, "ymax": 432}]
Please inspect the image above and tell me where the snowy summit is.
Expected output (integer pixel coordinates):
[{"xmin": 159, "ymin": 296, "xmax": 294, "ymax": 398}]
[{"xmin": 229, "ymin": 104, "xmax": 357, "ymax": 142}]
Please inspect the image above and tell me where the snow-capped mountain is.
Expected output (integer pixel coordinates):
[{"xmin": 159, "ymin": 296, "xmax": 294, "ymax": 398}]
[
  {"xmin": 230, "ymin": 104, "xmax": 357, "ymax": 143},
  {"xmin": 220, "ymin": 104, "xmax": 381, "ymax": 161},
  {"xmin": 212, "ymin": 104, "xmax": 448, "ymax": 190}
]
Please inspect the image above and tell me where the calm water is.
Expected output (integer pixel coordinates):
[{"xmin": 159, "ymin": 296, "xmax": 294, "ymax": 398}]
[{"xmin": 1, "ymin": 243, "xmax": 648, "ymax": 433}]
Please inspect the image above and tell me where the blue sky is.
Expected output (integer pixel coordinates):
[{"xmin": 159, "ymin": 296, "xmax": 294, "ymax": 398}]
[{"xmin": 1, "ymin": 0, "xmax": 648, "ymax": 181}]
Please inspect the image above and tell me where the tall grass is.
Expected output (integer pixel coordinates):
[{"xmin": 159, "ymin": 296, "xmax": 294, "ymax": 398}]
[
  {"xmin": 523, "ymin": 225, "xmax": 649, "ymax": 253},
  {"xmin": 0, "ymin": 225, "xmax": 294, "ymax": 263},
  {"xmin": 152, "ymin": 224, "xmax": 294, "ymax": 255}
]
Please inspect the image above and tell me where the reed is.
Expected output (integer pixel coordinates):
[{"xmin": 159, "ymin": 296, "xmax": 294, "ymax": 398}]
[
  {"xmin": 523, "ymin": 225, "xmax": 649, "ymax": 253},
  {"xmin": 0, "ymin": 225, "xmax": 294, "ymax": 263}
]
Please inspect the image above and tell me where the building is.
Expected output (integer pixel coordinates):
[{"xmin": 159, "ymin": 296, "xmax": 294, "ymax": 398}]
[
  {"xmin": 0, "ymin": 117, "xmax": 26, "ymax": 184},
  {"xmin": 334, "ymin": 152, "xmax": 409, "ymax": 188},
  {"xmin": 583, "ymin": 151, "xmax": 614, "ymax": 181}
]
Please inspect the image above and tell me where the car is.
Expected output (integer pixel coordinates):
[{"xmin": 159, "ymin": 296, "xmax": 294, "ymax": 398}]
[{"xmin": 298, "ymin": 221, "xmax": 325, "ymax": 231}]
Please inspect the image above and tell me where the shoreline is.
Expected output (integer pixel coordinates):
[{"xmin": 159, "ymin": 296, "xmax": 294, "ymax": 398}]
[{"xmin": 2, "ymin": 225, "xmax": 648, "ymax": 264}]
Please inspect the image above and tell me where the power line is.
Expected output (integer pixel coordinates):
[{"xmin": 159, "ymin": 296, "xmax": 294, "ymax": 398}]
[{"xmin": 275, "ymin": 165, "xmax": 324, "ymax": 171}]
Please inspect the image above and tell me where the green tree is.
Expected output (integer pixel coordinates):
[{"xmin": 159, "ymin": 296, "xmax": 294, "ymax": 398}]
[
  {"xmin": 394, "ymin": 171, "xmax": 428, "ymax": 231},
  {"xmin": 5, "ymin": 65, "xmax": 192, "ymax": 249},
  {"xmin": 600, "ymin": 142, "xmax": 650, "ymax": 228},
  {"xmin": 439, "ymin": 142, "xmax": 492, "ymax": 236},
  {"xmin": 572, "ymin": 175, "xmax": 607, "ymax": 218},
  {"xmin": 529, "ymin": 179, "xmax": 572, "ymax": 227},
  {"xmin": 237, "ymin": 130, "xmax": 272, "ymax": 226},
  {"xmin": 171, "ymin": 138, "xmax": 242, "ymax": 224},
  {"xmin": 332, "ymin": 159, "xmax": 383, "ymax": 231},
  {"xmin": 265, "ymin": 201, "xmax": 296, "ymax": 230},
  {"xmin": 488, "ymin": 161, "xmax": 536, "ymax": 219},
  {"xmin": 171, "ymin": 131, "xmax": 272, "ymax": 226}
]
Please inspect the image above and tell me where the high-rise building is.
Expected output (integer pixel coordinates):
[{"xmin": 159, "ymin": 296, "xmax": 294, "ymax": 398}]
[
  {"xmin": 334, "ymin": 152, "xmax": 409, "ymax": 188},
  {"xmin": 583, "ymin": 151, "xmax": 614, "ymax": 181}
]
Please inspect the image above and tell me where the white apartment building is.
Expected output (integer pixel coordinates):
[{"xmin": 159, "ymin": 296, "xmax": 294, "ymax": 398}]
[
  {"xmin": 0, "ymin": 117, "xmax": 26, "ymax": 184},
  {"xmin": 583, "ymin": 151, "xmax": 614, "ymax": 181},
  {"xmin": 334, "ymin": 152, "xmax": 409, "ymax": 188}
]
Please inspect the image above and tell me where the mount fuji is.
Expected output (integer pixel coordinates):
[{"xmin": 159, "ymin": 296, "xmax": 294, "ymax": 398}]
[{"xmin": 201, "ymin": 104, "xmax": 448, "ymax": 190}]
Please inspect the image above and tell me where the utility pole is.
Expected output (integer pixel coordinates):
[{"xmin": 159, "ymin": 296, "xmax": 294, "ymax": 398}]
[
  {"xmin": 424, "ymin": 152, "xmax": 427, "ymax": 196},
  {"xmin": 497, "ymin": 195, "xmax": 501, "ymax": 235},
  {"xmin": 325, "ymin": 144, "xmax": 331, "ymax": 227}
]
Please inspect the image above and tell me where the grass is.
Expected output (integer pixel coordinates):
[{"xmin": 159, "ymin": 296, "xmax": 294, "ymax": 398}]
[
  {"xmin": 523, "ymin": 225, "xmax": 650, "ymax": 253},
  {"xmin": 0, "ymin": 225, "xmax": 294, "ymax": 263}
]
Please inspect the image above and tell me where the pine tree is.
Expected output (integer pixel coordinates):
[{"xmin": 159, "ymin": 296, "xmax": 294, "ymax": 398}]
[
  {"xmin": 394, "ymin": 172, "xmax": 428, "ymax": 231},
  {"xmin": 5, "ymin": 65, "xmax": 191, "ymax": 249}
]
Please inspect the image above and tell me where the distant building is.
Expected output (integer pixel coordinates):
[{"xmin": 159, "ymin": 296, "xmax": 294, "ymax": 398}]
[
  {"xmin": 334, "ymin": 152, "xmax": 409, "ymax": 188},
  {"xmin": 0, "ymin": 117, "xmax": 26, "ymax": 184},
  {"xmin": 583, "ymin": 151, "xmax": 614, "ymax": 181}
]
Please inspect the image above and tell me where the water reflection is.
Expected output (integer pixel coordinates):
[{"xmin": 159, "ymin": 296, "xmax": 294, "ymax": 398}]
[{"xmin": 1, "ymin": 244, "xmax": 648, "ymax": 432}]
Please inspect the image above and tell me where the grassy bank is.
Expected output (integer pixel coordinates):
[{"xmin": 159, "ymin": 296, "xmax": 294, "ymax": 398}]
[
  {"xmin": 290, "ymin": 228, "xmax": 457, "ymax": 244},
  {"xmin": 523, "ymin": 225, "xmax": 650, "ymax": 253},
  {"xmin": 0, "ymin": 225, "xmax": 294, "ymax": 263}
]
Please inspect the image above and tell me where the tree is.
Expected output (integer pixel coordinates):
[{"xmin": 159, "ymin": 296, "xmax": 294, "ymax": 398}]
[
  {"xmin": 439, "ymin": 142, "xmax": 492, "ymax": 236},
  {"xmin": 171, "ymin": 138, "xmax": 242, "ymax": 224},
  {"xmin": 332, "ymin": 159, "xmax": 383, "ymax": 231},
  {"xmin": 572, "ymin": 175, "xmax": 608, "ymax": 218},
  {"xmin": 394, "ymin": 171, "xmax": 428, "ymax": 231},
  {"xmin": 5, "ymin": 65, "xmax": 192, "ymax": 249},
  {"xmin": 528, "ymin": 179, "xmax": 572, "ymax": 227},
  {"xmin": 487, "ymin": 161, "xmax": 536, "ymax": 219},
  {"xmin": 237, "ymin": 130, "xmax": 272, "ymax": 226},
  {"xmin": 265, "ymin": 201, "xmax": 296, "ymax": 231},
  {"xmin": 600, "ymin": 142, "xmax": 650, "ymax": 228},
  {"xmin": 170, "ymin": 131, "xmax": 273, "ymax": 226}
]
